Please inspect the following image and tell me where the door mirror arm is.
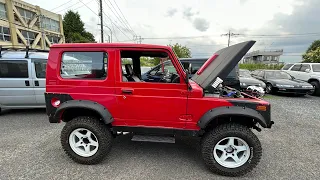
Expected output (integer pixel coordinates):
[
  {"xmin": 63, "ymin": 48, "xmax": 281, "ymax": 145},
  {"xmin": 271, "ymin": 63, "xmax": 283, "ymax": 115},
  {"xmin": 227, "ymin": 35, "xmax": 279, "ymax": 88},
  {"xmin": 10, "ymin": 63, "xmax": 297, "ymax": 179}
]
[{"xmin": 185, "ymin": 69, "xmax": 192, "ymax": 91}]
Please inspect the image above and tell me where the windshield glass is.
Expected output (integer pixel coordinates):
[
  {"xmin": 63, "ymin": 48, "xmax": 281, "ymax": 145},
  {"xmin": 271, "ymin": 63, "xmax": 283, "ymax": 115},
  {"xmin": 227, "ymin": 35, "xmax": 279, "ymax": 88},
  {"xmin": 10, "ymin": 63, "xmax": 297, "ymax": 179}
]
[
  {"xmin": 312, "ymin": 64, "xmax": 320, "ymax": 72},
  {"xmin": 265, "ymin": 71, "xmax": 292, "ymax": 79},
  {"xmin": 239, "ymin": 70, "xmax": 252, "ymax": 77}
]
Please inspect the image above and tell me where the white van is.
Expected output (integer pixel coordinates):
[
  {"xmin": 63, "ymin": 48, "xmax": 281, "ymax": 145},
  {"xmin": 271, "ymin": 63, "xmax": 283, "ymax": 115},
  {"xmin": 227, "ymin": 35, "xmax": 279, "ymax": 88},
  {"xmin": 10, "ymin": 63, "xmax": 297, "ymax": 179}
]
[
  {"xmin": 0, "ymin": 49, "xmax": 48, "ymax": 114},
  {"xmin": 0, "ymin": 49, "xmax": 95, "ymax": 114}
]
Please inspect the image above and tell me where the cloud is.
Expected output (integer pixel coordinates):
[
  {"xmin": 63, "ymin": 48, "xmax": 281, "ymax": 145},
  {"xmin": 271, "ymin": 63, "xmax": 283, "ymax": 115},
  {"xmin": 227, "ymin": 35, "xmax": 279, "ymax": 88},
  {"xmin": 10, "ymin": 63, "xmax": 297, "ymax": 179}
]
[
  {"xmin": 193, "ymin": 18, "xmax": 210, "ymax": 32},
  {"xmin": 166, "ymin": 8, "xmax": 177, "ymax": 17},
  {"xmin": 183, "ymin": 7, "xmax": 199, "ymax": 21}
]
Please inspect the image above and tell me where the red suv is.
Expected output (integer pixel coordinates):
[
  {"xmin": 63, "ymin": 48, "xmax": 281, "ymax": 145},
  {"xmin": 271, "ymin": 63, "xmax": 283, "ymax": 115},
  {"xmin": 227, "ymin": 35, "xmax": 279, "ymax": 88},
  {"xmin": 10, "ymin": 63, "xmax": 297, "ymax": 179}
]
[{"xmin": 45, "ymin": 41, "xmax": 273, "ymax": 177}]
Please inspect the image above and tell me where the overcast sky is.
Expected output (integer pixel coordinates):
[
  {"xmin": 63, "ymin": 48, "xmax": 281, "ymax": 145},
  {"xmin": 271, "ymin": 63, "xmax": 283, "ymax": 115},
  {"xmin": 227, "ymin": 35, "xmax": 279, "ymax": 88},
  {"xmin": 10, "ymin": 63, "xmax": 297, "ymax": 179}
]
[{"xmin": 26, "ymin": 0, "xmax": 320, "ymax": 62}]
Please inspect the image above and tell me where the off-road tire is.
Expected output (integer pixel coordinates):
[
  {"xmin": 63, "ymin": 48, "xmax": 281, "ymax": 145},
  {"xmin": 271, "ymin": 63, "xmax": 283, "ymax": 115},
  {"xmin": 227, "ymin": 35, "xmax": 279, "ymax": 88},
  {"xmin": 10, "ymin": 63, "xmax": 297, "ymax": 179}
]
[
  {"xmin": 201, "ymin": 123, "xmax": 262, "ymax": 177},
  {"xmin": 310, "ymin": 81, "xmax": 320, "ymax": 96},
  {"xmin": 61, "ymin": 116, "xmax": 112, "ymax": 164}
]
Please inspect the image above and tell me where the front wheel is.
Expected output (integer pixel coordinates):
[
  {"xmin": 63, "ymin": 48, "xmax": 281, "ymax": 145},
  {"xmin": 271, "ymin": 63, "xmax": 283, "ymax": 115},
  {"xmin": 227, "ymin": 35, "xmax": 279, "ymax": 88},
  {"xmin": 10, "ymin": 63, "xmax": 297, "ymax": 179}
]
[
  {"xmin": 265, "ymin": 83, "xmax": 274, "ymax": 94},
  {"xmin": 61, "ymin": 116, "xmax": 112, "ymax": 164},
  {"xmin": 310, "ymin": 81, "xmax": 320, "ymax": 96},
  {"xmin": 201, "ymin": 123, "xmax": 262, "ymax": 177}
]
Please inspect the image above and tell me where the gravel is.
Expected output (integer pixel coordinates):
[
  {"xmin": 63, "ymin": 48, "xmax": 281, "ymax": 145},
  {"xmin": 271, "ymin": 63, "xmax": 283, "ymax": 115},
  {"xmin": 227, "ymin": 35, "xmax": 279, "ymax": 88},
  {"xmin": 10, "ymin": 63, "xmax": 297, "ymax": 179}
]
[{"xmin": 0, "ymin": 95, "xmax": 320, "ymax": 180}]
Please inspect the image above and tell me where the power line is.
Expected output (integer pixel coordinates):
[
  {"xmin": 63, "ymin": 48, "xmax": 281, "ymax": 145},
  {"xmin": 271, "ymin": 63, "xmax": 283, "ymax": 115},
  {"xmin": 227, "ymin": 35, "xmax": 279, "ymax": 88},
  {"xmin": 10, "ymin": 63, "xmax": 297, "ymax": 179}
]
[
  {"xmin": 100, "ymin": 11, "xmax": 132, "ymax": 40},
  {"xmin": 55, "ymin": 1, "xmax": 83, "ymax": 13},
  {"xmin": 103, "ymin": 0, "xmax": 135, "ymax": 36},
  {"xmin": 50, "ymin": 0, "xmax": 73, "ymax": 11},
  {"xmin": 112, "ymin": 0, "xmax": 137, "ymax": 36},
  {"xmin": 221, "ymin": 30, "xmax": 241, "ymax": 47}
]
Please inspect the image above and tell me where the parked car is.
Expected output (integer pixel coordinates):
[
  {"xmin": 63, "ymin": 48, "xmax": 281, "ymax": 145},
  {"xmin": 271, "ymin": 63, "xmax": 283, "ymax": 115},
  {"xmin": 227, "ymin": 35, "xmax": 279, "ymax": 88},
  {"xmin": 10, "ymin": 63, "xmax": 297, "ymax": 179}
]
[
  {"xmin": 239, "ymin": 69, "xmax": 266, "ymax": 90},
  {"xmin": 252, "ymin": 70, "xmax": 314, "ymax": 95},
  {"xmin": 142, "ymin": 58, "xmax": 241, "ymax": 90},
  {"xmin": 0, "ymin": 48, "xmax": 48, "ymax": 114},
  {"xmin": 45, "ymin": 41, "xmax": 274, "ymax": 177},
  {"xmin": 281, "ymin": 63, "xmax": 320, "ymax": 95}
]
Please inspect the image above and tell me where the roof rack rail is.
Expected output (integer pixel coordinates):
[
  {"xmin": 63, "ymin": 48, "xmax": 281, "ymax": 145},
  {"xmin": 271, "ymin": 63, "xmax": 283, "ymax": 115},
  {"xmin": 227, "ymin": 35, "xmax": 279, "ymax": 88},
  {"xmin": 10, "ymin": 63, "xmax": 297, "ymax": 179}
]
[{"xmin": 0, "ymin": 45, "xmax": 49, "ymax": 58}]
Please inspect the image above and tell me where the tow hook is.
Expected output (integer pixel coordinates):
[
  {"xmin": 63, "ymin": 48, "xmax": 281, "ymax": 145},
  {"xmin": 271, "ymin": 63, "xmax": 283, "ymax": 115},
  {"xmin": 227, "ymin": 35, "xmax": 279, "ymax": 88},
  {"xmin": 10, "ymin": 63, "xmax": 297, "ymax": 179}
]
[{"xmin": 253, "ymin": 125, "xmax": 261, "ymax": 132}]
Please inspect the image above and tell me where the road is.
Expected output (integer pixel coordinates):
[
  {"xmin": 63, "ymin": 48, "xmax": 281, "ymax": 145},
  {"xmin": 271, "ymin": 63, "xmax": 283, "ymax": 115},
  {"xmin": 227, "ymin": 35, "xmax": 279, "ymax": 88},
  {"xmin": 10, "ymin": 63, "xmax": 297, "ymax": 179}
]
[{"xmin": 0, "ymin": 95, "xmax": 320, "ymax": 180}]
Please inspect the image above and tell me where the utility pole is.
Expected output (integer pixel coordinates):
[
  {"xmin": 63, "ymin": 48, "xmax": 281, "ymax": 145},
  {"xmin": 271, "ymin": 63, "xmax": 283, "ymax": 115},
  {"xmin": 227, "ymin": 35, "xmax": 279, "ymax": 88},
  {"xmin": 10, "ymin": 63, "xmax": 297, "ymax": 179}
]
[
  {"xmin": 99, "ymin": 0, "xmax": 104, "ymax": 43},
  {"xmin": 134, "ymin": 35, "xmax": 142, "ymax": 43},
  {"xmin": 221, "ymin": 30, "xmax": 240, "ymax": 47}
]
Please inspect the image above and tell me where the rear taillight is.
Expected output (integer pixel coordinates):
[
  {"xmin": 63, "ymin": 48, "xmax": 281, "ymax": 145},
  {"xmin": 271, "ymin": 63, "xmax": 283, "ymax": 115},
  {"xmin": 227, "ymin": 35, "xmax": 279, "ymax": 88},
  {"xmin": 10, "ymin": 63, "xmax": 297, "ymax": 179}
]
[{"xmin": 51, "ymin": 98, "xmax": 61, "ymax": 107}]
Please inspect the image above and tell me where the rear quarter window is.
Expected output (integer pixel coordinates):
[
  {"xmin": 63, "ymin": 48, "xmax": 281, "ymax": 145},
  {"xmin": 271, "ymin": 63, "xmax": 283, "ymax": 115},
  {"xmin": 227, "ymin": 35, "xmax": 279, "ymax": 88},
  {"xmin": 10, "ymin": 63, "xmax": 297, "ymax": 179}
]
[
  {"xmin": 0, "ymin": 60, "xmax": 28, "ymax": 78},
  {"xmin": 61, "ymin": 52, "xmax": 108, "ymax": 80}
]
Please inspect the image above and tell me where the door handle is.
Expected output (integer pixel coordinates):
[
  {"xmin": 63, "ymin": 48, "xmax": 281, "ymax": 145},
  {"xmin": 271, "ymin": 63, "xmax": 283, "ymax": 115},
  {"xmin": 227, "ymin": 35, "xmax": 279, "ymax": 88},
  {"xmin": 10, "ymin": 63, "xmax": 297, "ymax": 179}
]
[
  {"xmin": 25, "ymin": 80, "xmax": 30, "ymax": 86},
  {"xmin": 121, "ymin": 88, "xmax": 133, "ymax": 94},
  {"xmin": 34, "ymin": 80, "xmax": 39, "ymax": 86}
]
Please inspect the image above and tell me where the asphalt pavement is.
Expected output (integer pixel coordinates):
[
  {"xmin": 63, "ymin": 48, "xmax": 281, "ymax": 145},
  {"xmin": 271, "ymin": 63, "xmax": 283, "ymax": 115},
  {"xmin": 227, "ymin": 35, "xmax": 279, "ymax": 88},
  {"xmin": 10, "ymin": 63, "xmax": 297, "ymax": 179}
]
[{"xmin": 0, "ymin": 95, "xmax": 320, "ymax": 180}]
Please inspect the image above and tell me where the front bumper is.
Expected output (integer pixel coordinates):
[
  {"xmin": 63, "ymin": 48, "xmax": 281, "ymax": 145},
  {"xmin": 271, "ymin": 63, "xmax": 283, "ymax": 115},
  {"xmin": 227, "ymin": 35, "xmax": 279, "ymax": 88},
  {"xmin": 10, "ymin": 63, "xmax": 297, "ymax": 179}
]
[{"xmin": 276, "ymin": 88, "xmax": 314, "ymax": 94}]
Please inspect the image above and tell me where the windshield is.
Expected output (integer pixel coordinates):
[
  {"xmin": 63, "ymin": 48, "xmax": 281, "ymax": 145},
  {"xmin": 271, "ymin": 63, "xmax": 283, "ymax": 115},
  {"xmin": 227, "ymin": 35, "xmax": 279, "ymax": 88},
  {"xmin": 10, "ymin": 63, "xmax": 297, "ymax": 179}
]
[
  {"xmin": 312, "ymin": 64, "xmax": 320, "ymax": 72},
  {"xmin": 239, "ymin": 70, "xmax": 252, "ymax": 77},
  {"xmin": 265, "ymin": 71, "xmax": 292, "ymax": 79}
]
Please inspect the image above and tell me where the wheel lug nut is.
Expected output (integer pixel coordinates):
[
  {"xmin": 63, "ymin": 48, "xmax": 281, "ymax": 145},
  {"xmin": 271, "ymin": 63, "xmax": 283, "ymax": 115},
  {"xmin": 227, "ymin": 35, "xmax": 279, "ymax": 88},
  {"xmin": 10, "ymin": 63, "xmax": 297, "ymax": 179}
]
[{"xmin": 232, "ymin": 154, "xmax": 234, "ymax": 156}]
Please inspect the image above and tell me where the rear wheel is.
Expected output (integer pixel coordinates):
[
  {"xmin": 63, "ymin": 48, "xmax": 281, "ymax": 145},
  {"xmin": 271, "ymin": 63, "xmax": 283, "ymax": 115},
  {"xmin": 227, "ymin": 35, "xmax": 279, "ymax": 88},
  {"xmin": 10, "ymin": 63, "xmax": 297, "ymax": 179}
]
[
  {"xmin": 61, "ymin": 116, "xmax": 112, "ymax": 164},
  {"xmin": 201, "ymin": 123, "xmax": 262, "ymax": 177},
  {"xmin": 310, "ymin": 81, "xmax": 320, "ymax": 96}
]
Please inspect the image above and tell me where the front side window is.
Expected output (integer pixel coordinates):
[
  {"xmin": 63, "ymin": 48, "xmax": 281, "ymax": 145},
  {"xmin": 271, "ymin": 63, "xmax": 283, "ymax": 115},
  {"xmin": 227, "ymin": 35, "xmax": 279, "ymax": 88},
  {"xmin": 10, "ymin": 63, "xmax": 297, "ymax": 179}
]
[
  {"xmin": 290, "ymin": 64, "xmax": 301, "ymax": 71},
  {"xmin": 34, "ymin": 60, "xmax": 47, "ymax": 78},
  {"xmin": 300, "ymin": 64, "xmax": 311, "ymax": 72},
  {"xmin": 61, "ymin": 52, "xmax": 108, "ymax": 80},
  {"xmin": 0, "ymin": 60, "xmax": 28, "ymax": 78}
]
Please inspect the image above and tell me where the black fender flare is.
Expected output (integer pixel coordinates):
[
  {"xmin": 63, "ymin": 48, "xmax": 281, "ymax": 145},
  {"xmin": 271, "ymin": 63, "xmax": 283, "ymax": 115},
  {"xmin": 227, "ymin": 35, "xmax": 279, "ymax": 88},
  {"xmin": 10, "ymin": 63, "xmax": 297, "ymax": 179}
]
[
  {"xmin": 54, "ymin": 100, "xmax": 113, "ymax": 124},
  {"xmin": 198, "ymin": 106, "xmax": 268, "ymax": 128}
]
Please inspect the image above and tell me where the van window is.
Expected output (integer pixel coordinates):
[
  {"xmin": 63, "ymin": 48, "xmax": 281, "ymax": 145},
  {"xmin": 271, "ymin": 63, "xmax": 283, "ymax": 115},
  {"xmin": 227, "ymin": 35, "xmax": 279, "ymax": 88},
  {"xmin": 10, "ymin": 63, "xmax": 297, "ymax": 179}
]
[
  {"xmin": 34, "ymin": 60, "xmax": 47, "ymax": 78},
  {"xmin": 61, "ymin": 52, "xmax": 108, "ymax": 80},
  {"xmin": 0, "ymin": 60, "xmax": 28, "ymax": 78}
]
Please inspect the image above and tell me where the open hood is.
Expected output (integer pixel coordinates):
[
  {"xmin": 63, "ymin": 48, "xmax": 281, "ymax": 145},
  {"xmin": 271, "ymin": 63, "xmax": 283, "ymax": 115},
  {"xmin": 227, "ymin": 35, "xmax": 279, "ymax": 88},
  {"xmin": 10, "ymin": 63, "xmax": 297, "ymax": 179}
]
[{"xmin": 191, "ymin": 41, "xmax": 255, "ymax": 89}]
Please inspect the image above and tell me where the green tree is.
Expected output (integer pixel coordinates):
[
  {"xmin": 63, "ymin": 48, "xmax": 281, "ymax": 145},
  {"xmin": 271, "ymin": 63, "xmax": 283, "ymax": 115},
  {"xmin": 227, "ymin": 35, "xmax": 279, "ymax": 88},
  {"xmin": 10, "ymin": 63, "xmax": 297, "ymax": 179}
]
[
  {"xmin": 169, "ymin": 43, "xmax": 192, "ymax": 58},
  {"xmin": 302, "ymin": 40, "xmax": 320, "ymax": 63},
  {"xmin": 63, "ymin": 10, "xmax": 96, "ymax": 43},
  {"xmin": 302, "ymin": 47, "xmax": 320, "ymax": 63}
]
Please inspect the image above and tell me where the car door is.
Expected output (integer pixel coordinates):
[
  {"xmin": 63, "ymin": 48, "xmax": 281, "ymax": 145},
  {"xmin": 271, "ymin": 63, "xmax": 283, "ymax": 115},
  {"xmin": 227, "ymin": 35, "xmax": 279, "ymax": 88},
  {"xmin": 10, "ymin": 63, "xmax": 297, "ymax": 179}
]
[
  {"xmin": 31, "ymin": 59, "xmax": 47, "ymax": 106},
  {"xmin": 114, "ymin": 49, "xmax": 188, "ymax": 129},
  {"xmin": 0, "ymin": 59, "xmax": 36, "ymax": 108},
  {"xmin": 298, "ymin": 64, "xmax": 311, "ymax": 81}
]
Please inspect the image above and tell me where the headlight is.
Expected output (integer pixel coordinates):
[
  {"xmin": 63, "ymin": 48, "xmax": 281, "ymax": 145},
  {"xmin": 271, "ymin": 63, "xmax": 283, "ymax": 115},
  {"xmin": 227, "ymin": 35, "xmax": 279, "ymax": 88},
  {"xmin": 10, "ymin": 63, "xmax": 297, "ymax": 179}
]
[
  {"xmin": 240, "ymin": 82, "xmax": 246, "ymax": 86},
  {"xmin": 276, "ymin": 84, "xmax": 294, "ymax": 88},
  {"xmin": 302, "ymin": 85, "xmax": 313, "ymax": 88}
]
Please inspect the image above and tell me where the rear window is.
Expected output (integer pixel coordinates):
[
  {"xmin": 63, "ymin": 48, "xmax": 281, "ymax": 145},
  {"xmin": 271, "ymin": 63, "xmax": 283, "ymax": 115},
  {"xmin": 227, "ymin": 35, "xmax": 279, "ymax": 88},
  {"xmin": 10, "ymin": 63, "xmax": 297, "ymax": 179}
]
[
  {"xmin": 0, "ymin": 60, "xmax": 28, "ymax": 78},
  {"xmin": 61, "ymin": 52, "xmax": 108, "ymax": 80},
  {"xmin": 282, "ymin": 63, "xmax": 293, "ymax": 70},
  {"xmin": 312, "ymin": 64, "xmax": 320, "ymax": 72}
]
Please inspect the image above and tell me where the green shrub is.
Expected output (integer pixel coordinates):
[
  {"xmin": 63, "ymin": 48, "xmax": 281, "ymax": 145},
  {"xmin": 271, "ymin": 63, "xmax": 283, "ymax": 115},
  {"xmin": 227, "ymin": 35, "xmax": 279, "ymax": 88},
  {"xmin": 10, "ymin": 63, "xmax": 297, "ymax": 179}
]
[{"xmin": 239, "ymin": 63, "xmax": 284, "ymax": 71}]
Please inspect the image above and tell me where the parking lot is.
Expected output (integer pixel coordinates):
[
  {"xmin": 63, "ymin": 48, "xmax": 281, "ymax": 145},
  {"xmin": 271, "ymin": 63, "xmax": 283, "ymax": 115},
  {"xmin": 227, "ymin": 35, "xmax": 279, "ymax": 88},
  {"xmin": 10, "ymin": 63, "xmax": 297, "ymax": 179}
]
[{"xmin": 0, "ymin": 95, "xmax": 320, "ymax": 180}]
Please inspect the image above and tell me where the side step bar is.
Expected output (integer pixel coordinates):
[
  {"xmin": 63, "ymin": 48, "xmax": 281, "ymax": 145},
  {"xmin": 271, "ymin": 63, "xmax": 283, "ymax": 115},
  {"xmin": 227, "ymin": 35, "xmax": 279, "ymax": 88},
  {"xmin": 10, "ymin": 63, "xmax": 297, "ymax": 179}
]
[{"xmin": 131, "ymin": 135, "xmax": 175, "ymax": 143}]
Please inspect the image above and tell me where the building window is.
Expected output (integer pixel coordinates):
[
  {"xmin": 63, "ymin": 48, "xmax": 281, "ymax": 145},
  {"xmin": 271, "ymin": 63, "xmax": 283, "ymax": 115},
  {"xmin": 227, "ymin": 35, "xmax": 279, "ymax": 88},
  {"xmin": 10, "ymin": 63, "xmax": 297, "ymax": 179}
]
[
  {"xmin": 42, "ymin": 17, "xmax": 60, "ymax": 32},
  {"xmin": 17, "ymin": 7, "xmax": 35, "ymax": 24},
  {"xmin": 0, "ymin": 26, "xmax": 11, "ymax": 41},
  {"xmin": 18, "ymin": 30, "xmax": 36, "ymax": 45},
  {"xmin": 0, "ymin": 3, "xmax": 7, "ymax": 19},
  {"xmin": 48, "ymin": 35, "xmax": 60, "ymax": 44}
]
